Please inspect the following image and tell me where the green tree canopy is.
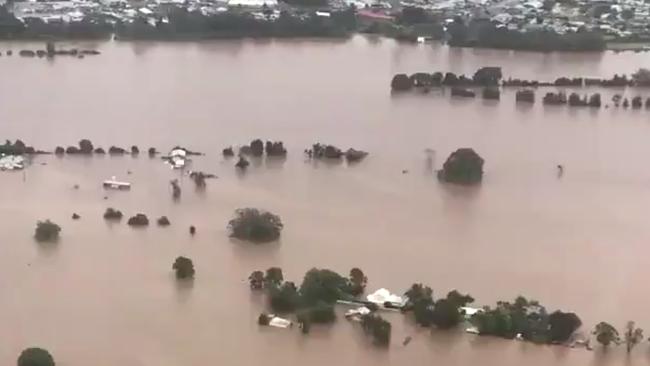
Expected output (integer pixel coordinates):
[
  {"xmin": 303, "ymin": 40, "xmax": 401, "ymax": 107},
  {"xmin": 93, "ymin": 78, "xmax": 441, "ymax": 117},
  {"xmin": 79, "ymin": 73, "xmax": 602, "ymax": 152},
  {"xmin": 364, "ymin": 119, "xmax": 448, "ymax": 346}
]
[
  {"xmin": 269, "ymin": 281, "xmax": 300, "ymax": 312},
  {"xmin": 548, "ymin": 311, "xmax": 581, "ymax": 343},
  {"xmin": 593, "ymin": 322, "xmax": 619, "ymax": 347},
  {"xmin": 228, "ymin": 208, "xmax": 283, "ymax": 243},
  {"xmin": 299, "ymin": 268, "xmax": 350, "ymax": 305},
  {"xmin": 17, "ymin": 348, "xmax": 55, "ymax": 366},
  {"xmin": 347, "ymin": 267, "xmax": 367, "ymax": 296},
  {"xmin": 264, "ymin": 267, "xmax": 284, "ymax": 288},
  {"xmin": 172, "ymin": 256, "xmax": 195, "ymax": 279}
]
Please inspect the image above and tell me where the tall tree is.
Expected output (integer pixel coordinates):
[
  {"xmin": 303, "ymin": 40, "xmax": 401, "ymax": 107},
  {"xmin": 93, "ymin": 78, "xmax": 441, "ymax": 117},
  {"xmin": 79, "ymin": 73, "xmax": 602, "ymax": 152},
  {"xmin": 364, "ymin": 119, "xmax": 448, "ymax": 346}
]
[{"xmin": 623, "ymin": 321, "xmax": 643, "ymax": 354}]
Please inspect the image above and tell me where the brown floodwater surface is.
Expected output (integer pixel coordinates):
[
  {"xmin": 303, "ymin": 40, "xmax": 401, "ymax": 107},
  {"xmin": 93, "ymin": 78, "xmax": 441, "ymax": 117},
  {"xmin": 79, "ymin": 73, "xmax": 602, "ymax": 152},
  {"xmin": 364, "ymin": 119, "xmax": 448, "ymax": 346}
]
[{"xmin": 1, "ymin": 37, "xmax": 650, "ymax": 365}]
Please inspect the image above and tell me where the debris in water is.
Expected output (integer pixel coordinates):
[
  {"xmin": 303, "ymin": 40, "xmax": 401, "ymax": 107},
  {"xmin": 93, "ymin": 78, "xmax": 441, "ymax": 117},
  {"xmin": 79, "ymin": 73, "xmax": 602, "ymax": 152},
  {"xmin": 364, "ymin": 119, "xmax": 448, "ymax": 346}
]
[
  {"xmin": 171, "ymin": 179, "xmax": 181, "ymax": 199},
  {"xmin": 103, "ymin": 176, "xmax": 131, "ymax": 190},
  {"xmin": 235, "ymin": 156, "xmax": 250, "ymax": 169},
  {"xmin": 403, "ymin": 336, "xmax": 412, "ymax": 346},
  {"xmin": 0, "ymin": 154, "xmax": 25, "ymax": 170}
]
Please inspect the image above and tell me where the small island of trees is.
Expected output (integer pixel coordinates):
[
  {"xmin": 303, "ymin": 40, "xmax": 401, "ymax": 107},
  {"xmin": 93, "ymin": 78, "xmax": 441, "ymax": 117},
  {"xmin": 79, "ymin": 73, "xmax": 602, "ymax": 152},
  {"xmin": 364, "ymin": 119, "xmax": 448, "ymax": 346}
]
[
  {"xmin": 228, "ymin": 208, "xmax": 283, "ymax": 243},
  {"xmin": 34, "ymin": 220, "xmax": 61, "ymax": 242}
]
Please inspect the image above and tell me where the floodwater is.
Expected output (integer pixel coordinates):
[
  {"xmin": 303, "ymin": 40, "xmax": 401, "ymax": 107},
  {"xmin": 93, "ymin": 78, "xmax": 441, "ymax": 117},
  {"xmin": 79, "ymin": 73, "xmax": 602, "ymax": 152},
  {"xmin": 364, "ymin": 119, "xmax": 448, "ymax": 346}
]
[{"xmin": 1, "ymin": 36, "xmax": 650, "ymax": 365}]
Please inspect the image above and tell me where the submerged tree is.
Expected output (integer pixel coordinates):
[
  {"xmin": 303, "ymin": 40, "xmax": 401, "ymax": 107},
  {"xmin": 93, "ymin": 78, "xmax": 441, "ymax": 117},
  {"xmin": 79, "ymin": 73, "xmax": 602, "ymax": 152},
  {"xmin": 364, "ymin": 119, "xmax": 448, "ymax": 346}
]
[
  {"xmin": 249, "ymin": 270, "xmax": 265, "ymax": 290},
  {"xmin": 593, "ymin": 322, "xmax": 620, "ymax": 347},
  {"xmin": 228, "ymin": 208, "xmax": 283, "ymax": 243},
  {"xmin": 361, "ymin": 314, "xmax": 392, "ymax": 346},
  {"xmin": 437, "ymin": 148, "xmax": 484, "ymax": 184},
  {"xmin": 269, "ymin": 281, "xmax": 300, "ymax": 312},
  {"xmin": 404, "ymin": 283, "xmax": 435, "ymax": 326},
  {"xmin": 299, "ymin": 268, "xmax": 350, "ymax": 305},
  {"xmin": 34, "ymin": 220, "xmax": 61, "ymax": 242},
  {"xmin": 103, "ymin": 208, "xmax": 123, "ymax": 220},
  {"xmin": 432, "ymin": 290, "xmax": 475, "ymax": 329},
  {"xmin": 17, "ymin": 347, "xmax": 55, "ymax": 366},
  {"xmin": 172, "ymin": 256, "xmax": 195, "ymax": 279},
  {"xmin": 624, "ymin": 321, "xmax": 643, "ymax": 353},
  {"xmin": 548, "ymin": 311, "xmax": 582, "ymax": 343},
  {"xmin": 264, "ymin": 267, "xmax": 284, "ymax": 289}
]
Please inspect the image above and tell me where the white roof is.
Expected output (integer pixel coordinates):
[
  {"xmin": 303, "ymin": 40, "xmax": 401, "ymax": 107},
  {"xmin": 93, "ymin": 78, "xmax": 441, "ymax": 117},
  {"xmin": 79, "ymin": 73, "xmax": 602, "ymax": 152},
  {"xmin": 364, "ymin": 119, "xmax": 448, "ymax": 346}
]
[
  {"xmin": 460, "ymin": 306, "xmax": 483, "ymax": 316},
  {"xmin": 138, "ymin": 7, "xmax": 153, "ymax": 14},
  {"xmin": 366, "ymin": 288, "xmax": 404, "ymax": 305},
  {"xmin": 269, "ymin": 316, "xmax": 292, "ymax": 328},
  {"xmin": 170, "ymin": 149, "xmax": 187, "ymax": 157},
  {"xmin": 227, "ymin": 0, "xmax": 277, "ymax": 7}
]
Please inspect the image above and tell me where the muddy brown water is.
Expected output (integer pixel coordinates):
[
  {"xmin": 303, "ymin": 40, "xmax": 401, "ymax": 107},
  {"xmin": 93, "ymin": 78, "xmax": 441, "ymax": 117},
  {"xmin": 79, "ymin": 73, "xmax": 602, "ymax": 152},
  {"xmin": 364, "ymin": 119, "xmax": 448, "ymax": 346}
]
[{"xmin": 1, "ymin": 37, "xmax": 650, "ymax": 365}]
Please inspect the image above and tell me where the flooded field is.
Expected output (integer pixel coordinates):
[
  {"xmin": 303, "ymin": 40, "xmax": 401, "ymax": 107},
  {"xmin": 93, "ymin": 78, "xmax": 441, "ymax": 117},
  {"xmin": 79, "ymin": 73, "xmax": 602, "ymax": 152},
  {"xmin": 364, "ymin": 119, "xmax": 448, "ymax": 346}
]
[{"xmin": 1, "ymin": 37, "xmax": 650, "ymax": 365}]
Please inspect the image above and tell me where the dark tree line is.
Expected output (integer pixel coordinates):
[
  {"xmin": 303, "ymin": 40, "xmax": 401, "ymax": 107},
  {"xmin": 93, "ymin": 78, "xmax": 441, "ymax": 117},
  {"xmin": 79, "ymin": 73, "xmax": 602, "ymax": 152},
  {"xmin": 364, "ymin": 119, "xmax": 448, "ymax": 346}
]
[{"xmin": 448, "ymin": 18, "xmax": 605, "ymax": 51}]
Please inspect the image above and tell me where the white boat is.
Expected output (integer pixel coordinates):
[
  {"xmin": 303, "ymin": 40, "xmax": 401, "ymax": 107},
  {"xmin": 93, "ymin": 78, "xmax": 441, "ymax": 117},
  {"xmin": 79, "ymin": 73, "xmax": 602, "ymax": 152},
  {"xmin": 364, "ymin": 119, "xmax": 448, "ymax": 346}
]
[{"xmin": 103, "ymin": 176, "xmax": 131, "ymax": 190}]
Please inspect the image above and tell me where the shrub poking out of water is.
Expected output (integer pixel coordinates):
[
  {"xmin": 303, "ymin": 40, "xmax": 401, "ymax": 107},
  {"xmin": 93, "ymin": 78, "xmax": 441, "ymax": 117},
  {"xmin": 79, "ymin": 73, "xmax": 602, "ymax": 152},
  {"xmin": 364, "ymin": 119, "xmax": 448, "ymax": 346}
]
[
  {"xmin": 17, "ymin": 347, "xmax": 55, "ymax": 366},
  {"xmin": 103, "ymin": 208, "xmax": 123, "ymax": 220},
  {"xmin": 265, "ymin": 141, "xmax": 287, "ymax": 157},
  {"xmin": 34, "ymin": 220, "xmax": 61, "ymax": 242},
  {"xmin": 173, "ymin": 256, "xmax": 195, "ymax": 279},
  {"xmin": 249, "ymin": 270, "xmax": 265, "ymax": 290},
  {"xmin": 223, "ymin": 147, "xmax": 235, "ymax": 157},
  {"xmin": 108, "ymin": 146, "xmax": 126, "ymax": 155},
  {"xmin": 127, "ymin": 214, "xmax": 149, "ymax": 227},
  {"xmin": 361, "ymin": 314, "xmax": 392, "ymax": 346},
  {"xmin": 157, "ymin": 216, "xmax": 170, "ymax": 226},
  {"xmin": 258, "ymin": 313, "xmax": 271, "ymax": 326},
  {"xmin": 437, "ymin": 148, "xmax": 484, "ymax": 185},
  {"xmin": 228, "ymin": 208, "xmax": 283, "ymax": 243}
]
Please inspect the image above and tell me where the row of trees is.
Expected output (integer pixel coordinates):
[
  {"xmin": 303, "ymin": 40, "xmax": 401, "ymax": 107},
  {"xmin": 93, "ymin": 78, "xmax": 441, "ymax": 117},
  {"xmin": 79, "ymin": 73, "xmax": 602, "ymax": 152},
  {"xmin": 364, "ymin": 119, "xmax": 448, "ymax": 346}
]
[
  {"xmin": 116, "ymin": 8, "xmax": 356, "ymax": 40},
  {"xmin": 448, "ymin": 18, "xmax": 605, "ymax": 51},
  {"xmin": 403, "ymin": 284, "xmax": 474, "ymax": 329},
  {"xmin": 391, "ymin": 68, "xmax": 503, "ymax": 91},
  {"xmin": 402, "ymin": 283, "xmax": 645, "ymax": 352}
]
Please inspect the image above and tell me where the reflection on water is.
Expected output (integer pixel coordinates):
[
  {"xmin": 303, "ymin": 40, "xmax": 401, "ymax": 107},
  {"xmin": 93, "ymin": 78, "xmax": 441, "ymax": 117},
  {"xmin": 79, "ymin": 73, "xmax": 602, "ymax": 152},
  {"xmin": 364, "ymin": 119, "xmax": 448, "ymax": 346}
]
[{"xmin": 1, "ymin": 37, "xmax": 650, "ymax": 365}]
